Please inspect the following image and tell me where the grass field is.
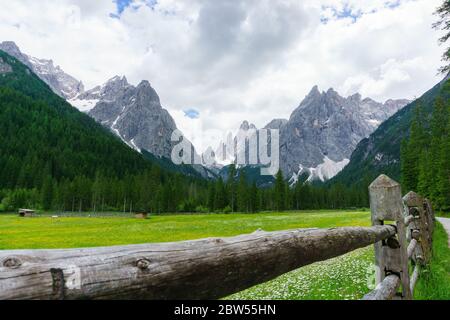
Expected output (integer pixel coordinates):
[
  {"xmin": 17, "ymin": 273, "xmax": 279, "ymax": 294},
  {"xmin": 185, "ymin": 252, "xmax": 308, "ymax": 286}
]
[
  {"xmin": 0, "ymin": 210, "xmax": 377, "ymax": 300},
  {"xmin": 414, "ymin": 221, "xmax": 450, "ymax": 300},
  {"xmin": 0, "ymin": 210, "xmax": 446, "ymax": 300},
  {"xmin": 0, "ymin": 210, "xmax": 371, "ymax": 249}
]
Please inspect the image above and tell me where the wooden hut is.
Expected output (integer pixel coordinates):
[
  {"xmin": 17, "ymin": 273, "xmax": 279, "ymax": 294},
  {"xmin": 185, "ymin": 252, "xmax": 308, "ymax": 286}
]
[
  {"xmin": 18, "ymin": 209, "xmax": 35, "ymax": 217},
  {"xmin": 135, "ymin": 212, "xmax": 149, "ymax": 219}
]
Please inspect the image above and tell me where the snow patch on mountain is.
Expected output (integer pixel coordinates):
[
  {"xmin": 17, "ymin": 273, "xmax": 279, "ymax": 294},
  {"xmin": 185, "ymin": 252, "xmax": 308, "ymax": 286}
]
[
  {"xmin": 69, "ymin": 98, "xmax": 99, "ymax": 113},
  {"xmin": 290, "ymin": 157, "xmax": 350, "ymax": 185},
  {"xmin": 0, "ymin": 41, "xmax": 84, "ymax": 99}
]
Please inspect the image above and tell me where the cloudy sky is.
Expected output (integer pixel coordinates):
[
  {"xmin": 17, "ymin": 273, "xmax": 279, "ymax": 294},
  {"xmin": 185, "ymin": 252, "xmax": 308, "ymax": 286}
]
[{"xmin": 0, "ymin": 0, "xmax": 445, "ymax": 152}]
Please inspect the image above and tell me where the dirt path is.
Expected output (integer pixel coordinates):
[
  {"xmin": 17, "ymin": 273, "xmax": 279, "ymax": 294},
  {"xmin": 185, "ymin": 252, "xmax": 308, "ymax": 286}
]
[{"xmin": 437, "ymin": 217, "xmax": 450, "ymax": 247}]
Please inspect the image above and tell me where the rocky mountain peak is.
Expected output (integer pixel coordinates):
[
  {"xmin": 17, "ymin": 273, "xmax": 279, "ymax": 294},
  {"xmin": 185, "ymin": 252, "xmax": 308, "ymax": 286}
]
[
  {"xmin": 348, "ymin": 93, "xmax": 362, "ymax": 103},
  {"xmin": 361, "ymin": 97, "xmax": 377, "ymax": 104},
  {"xmin": 0, "ymin": 41, "xmax": 22, "ymax": 57},
  {"xmin": 326, "ymin": 87, "xmax": 338, "ymax": 95},
  {"xmin": 309, "ymin": 85, "xmax": 320, "ymax": 94},
  {"xmin": 239, "ymin": 120, "xmax": 257, "ymax": 131},
  {"xmin": 384, "ymin": 99, "xmax": 411, "ymax": 109},
  {"xmin": 136, "ymin": 80, "xmax": 160, "ymax": 105},
  {"xmin": 280, "ymin": 87, "xmax": 410, "ymax": 183},
  {"xmin": 264, "ymin": 119, "xmax": 288, "ymax": 130},
  {"xmin": 106, "ymin": 75, "xmax": 128, "ymax": 85},
  {"xmin": 305, "ymin": 85, "xmax": 321, "ymax": 100},
  {"xmin": 0, "ymin": 41, "xmax": 32, "ymax": 69},
  {"xmin": 0, "ymin": 41, "xmax": 84, "ymax": 99},
  {"xmin": 103, "ymin": 75, "xmax": 129, "ymax": 91},
  {"xmin": 76, "ymin": 76, "xmax": 191, "ymax": 161}
]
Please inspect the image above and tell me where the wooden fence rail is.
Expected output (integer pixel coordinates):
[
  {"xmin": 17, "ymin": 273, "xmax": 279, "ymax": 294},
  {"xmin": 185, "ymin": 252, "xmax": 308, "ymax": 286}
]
[{"xmin": 0, "ymin": 175, "xmax": 434, "ymax": 300}]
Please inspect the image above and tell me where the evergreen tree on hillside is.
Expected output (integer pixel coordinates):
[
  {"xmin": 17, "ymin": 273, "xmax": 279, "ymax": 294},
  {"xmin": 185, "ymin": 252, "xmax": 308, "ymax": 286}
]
[
  {"xmin": 237, "ymin": 172, "xmax": 249, "ymax": 212},
  {"xmin": 402, "ymin": 96, "xmax": 450, "ymax": 210},
  {"xmin": 434, "ymin": 0, "xmax": 450, "ymax": 74},
  {"xmin": 274, "ymin": 170, "xmax": 286, "ymax": 211},
  {"xmin": 436, "ymin": 103, "xmax": 450, "ymax": 209},
  {"xmin": 401, "ymin": 102, "xmax": 427, "ymax": 192},
  {"xmin": 429, "ymin": 98, "xmax": 449, "ymax": 201},
  {"xmin": 417, "ymin": 150, "xmax": 433, "ymax": 197},
  {"xmin": 227, "ymin": 165, "xmax": 237, "ymax": 212},
  {"xmin": 249, "ymin": 182, "xmax": 259, "ymax": 213},
  {"xmin": 207, "ymin": 183, "xmax": 216, "ymax": 211},
  {"xmin": 214, "ymin": 178, "xmax": 227, "ymax": 210},
  {"xmin": 40, "ymin": 175, "xmax": 54, "ymax": 210}
]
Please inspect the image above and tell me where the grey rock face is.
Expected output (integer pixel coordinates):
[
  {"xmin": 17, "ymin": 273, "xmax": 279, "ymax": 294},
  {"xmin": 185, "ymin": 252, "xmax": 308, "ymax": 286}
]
[
  {"xmin": 83, "ymin": 76, "xmax": 194, "ymax": 161},
  {"xmin": 212, "ymin": 120, "xmax": 259, "ymax": 166},
  {"xmin": 0, "ymin": 57, "xmax": 12, "ymax": 74},
  {"xmin": 207, "ymin": 88, "xmax": 408, "ymax": 182},
  {"xmin": 280, "ymin": 86, "xmax": 409, "ymax": 181},
  {"xmin": 0, "ymin": 41, "xmax": 30, "ymax": 67},
  {"xmin": 264, "ymin": 118, "xmax": 288, "ymax": 130},
  {"xmin": 0, "ymin": 41, "xmax": 84, "ymax": 99}
]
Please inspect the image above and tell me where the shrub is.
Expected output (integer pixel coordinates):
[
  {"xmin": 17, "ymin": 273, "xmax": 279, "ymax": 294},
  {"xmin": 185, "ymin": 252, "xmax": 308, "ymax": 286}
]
[
  {"xmin": 195, "ymin": 205, "xmax": 209, "ymax": 214},
  {"xmin": 222, "ymin": 206, "xmax": 232, "ymax": 214}
]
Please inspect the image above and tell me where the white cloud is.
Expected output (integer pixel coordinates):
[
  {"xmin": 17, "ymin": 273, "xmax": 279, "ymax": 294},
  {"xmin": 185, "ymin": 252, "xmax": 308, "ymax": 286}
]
[{"xmin": 0, "ymin": 0, "xmax": 445, "ymax": 152}]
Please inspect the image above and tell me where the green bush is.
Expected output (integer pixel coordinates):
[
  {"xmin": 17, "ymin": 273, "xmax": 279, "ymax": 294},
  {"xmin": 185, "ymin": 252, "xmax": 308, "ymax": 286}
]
[
  {"xmin": 222, "ymin": 206, "xmax": 232, "ymax": 214},
  {"xmin": 195, "ymin": 205, "xmax": 209, "ymax": 214}
]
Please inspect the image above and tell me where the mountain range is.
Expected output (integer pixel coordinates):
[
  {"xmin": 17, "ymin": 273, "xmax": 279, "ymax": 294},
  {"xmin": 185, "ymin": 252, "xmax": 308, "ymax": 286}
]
[
  {"xmin": 73, "ymin": 75, "xmax": 178, "ymax": 158},
  {"xmin": 0, "ymin": 41, "xmax": 412, "ymax": 183},
  {"xmin": 331, "ymin": 74, "xmax": 450, "ymax": 186},
  {"xmin": 209, "ymin": 88, "xmax": 409, "ymax": 183},
  {"xmin": 280, "ymin": 86, "xmax": 409, "ymax": 183},
  {"xmin": 0, "ymin": 41, "xmax": 84, "ymax": 99}
]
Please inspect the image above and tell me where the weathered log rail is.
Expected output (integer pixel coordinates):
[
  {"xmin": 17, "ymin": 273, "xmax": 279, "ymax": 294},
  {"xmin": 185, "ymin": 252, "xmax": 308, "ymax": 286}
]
[{"xmin": 0, "ymin": 175, "xmax": 435, "ymax": 300}]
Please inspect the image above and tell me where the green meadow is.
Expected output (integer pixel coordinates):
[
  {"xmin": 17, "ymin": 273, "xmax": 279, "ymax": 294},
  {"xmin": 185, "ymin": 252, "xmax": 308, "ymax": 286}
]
[
  {"xmin": 0, "ymin": 210, "xmax": 447, "ymax": 300},
  {"xmin": 0, "ymin": 210, "xmax": 371, "ymax": 249}
]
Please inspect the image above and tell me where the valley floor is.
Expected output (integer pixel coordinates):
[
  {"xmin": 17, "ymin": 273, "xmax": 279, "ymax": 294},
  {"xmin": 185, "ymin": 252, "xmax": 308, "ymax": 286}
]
[
  {"xmin": 0, "ymin": 210, "xmax": 446, "ymax": 300},
  {"xmin": 0, "ymin": 210, "xmax": 376, "ymax": 300},
  {"xmin": 0, "ymin": 210, "xmax": 371, "ymax": 250}
]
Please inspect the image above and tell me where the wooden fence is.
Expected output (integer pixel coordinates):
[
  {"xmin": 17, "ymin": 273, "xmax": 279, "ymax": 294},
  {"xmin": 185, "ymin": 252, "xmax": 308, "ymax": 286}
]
[
  {"xmin": 0, "ymin": 175, "xmax": 434, "ymax": 300},
  {"xmin": 362, "ymin": 175, "xmax": 434, "ymax": 300}
]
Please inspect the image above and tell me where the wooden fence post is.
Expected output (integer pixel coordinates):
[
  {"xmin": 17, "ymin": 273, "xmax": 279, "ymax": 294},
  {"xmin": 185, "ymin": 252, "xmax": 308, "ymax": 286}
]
[
  {"xmin": 403, "ymin": 192, "xmax": 432, "ymax": 264},
  {"xmin": 424, "ymin": 199, "xmax": 435, "ymax": 243},
  {"xmin": 369, "ymin": 175, "xmax": 411, "ymax": 300}
]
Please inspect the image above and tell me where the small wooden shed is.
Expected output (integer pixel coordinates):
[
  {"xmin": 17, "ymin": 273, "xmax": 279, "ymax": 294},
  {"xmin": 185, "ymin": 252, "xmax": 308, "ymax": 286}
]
[
  {"xmin": 18, "ymin": 209, "xmax": 35, "ymax": 217},
  {"xmin": 135, "ymin": 212, "xmax": 149, "ymax": 219}
]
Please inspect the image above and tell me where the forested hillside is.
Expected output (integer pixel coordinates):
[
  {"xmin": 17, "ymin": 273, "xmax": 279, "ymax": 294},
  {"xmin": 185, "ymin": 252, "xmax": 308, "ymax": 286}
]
[
  {"xmin": 0, "ymin": 50, "xmax": 372, "ymax": 213},
  {"xmin": 331, "ymin": 77, "xmax": 450, "ymax": 187},
  {"xmin": 401, "ymin": 90, "xmax": 450, "ymax": 210},
  {"xmin": 0, "ymin": 50, "xmax": 211, "ymax": 212}
]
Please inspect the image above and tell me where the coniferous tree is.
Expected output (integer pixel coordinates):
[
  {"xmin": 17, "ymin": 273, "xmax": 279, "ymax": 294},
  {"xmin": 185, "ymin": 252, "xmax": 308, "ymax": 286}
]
[
  {"xmin": 402, "ymin": 102, "xmax": 427, "ymax": 192},
  {"xmin": 214, "ymin": 178, "xmax": 227, "ymax": 211},
  {"xmin": 237, "ymin": 172, "xmax": 249, "ymax": 212},
  {"xmin": 436, "ymin": 102, "xmax": 450, "ymax": 209},
  {"xmin": 249, "ymin": 182, "xmax": 259, "ymax": 213},
  {"xmin": 274, "ymin": 170, "xmax": 286, "ymax": 211},
  {"xmin": 434, "ymin": 0, "xmax": 450, "ymax": 74},
  {"xmin": 40, "ymin": 175, "xmax": 53, "ymax": 210},
  {"xmin": 227, "ymin": 165, "xmax": 237, "ymax": 212},
  {"xmin": 402, "ymin": 96, "xmax": 450, "ymax": 211},
  {"xmin": 207, "ymin": 183, "xmax": 216, "ymax": 212}
]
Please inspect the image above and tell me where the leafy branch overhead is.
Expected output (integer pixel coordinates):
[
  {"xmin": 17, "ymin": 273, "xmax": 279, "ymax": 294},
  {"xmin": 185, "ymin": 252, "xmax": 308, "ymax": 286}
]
[{"xmin": 434, "ymin": 0, "xmax": 450, "ymax": 74}]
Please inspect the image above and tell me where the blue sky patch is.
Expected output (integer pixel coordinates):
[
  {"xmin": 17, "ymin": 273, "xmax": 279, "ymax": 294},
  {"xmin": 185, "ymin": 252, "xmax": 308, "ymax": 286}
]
[
  {"xmin": 115, "ymin": 0, "xmax": 133, "ymax": 14},
  {"xmin": 111, "ymin": 0, "xmax": 157, "ymax": 17},
  {"xmin": 385, "ymin": 0, "xmax": 401, "ymax": 9},
  {"xmin": 321, "ymin": 1, "xmax": 402, "ymax": 24},
  {"xmin": 321, "ymin": 4, "xmax": 362, "ymax": 24},
  {"xmin": 184, "ymin": 109, "xmax": 200, "ymax": 119}
]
